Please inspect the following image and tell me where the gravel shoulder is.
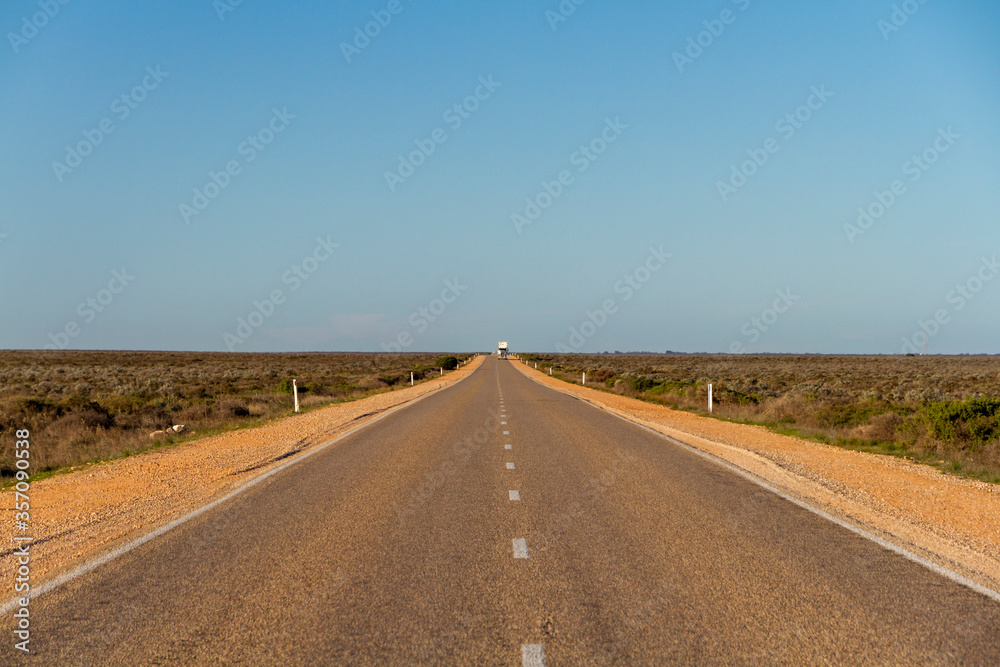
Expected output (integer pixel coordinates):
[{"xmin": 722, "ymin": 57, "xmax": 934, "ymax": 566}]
[
  {"xmin": 511, "ymin": 359, "xmax": 1000, "ymax": 594},
  {"xmin": 0, "ymin": 356, "xmax": 484, "ymax": 601}
]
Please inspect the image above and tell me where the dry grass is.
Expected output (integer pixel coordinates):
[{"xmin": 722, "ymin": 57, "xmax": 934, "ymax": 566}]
[
  {"xmin": 520, "ymin": 353, "xmax": 1000, "ymax": 484},
  {"xmin": 0, "ymin": 350, "xmax": 469, "ymax": 483}
]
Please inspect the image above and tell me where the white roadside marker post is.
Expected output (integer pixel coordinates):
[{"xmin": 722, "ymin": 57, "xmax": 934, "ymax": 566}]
[
  {"xmin": 708, "ymin": 383, "xmax": 713, "ymax": 413},
  {"xmin": 293, "ymin": 379, "xmax": 300, "ymax": 413},
  {"xmin": 582, "ymin": 372, "xmax": 586, "ymax": 385},
  {"xmin": 411, "ymin": 371, "xmax": 414, "ymax": 386},
  {"xmin": 440, "ymin": 367, "xmax": 443, "ymax": 376}
]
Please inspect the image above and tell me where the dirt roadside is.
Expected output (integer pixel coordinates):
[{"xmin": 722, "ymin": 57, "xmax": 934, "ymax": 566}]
[
  {"xmin": 510, "ymin": 359, "xmax": 1000, "ymax": 595},
  {"xmin": 1, "ymin": 356, "xmax": 485, "ymax": 601}
]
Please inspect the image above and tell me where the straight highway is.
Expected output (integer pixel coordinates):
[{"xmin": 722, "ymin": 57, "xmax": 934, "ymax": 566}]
[{"xmin": 3, "ymin": 357, "xmax": 999, "ymax": 664}]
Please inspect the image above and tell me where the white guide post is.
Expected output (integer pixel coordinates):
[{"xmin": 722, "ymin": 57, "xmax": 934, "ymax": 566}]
[
  {"xmin": 293, "ymin": 379, "xmax": 300, "ymax": 413},
  {"xmin": 411, "ymin": 371, "xmax": 414, "ymax": 386},
  {"xmin": 708, "ymin": 383, "xmax": 713, "ymax": 413}
]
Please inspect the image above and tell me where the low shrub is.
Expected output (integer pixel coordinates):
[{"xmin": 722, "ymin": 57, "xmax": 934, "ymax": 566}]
[
  {"xmin": 435, "ymin": 356, "xmax": 459, "ymax": 371},
  {"xmin": 216, "ymin": 399, "xmax": 251, "ymax": 419},
  {"xmin": 922, "ymin": 398, "xmax": 1000, "ymax": 446}
]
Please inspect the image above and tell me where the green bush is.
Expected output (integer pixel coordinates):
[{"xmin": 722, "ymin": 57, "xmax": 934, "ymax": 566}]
[
  {"xmin": 722, "ymin": 388, "xmax": 760, "ymax": 406},
  {"xmin": 277, "ymin": 379, "xmax": 309, "ymax": 395},
  {"xmin": 630, "ymin": 377, "xmax": 657, "ymax": 392},
  {"xmin": 922, "ymin": 398, "xmax": 1000, "ymax": 445},
  {"xmin": 647, "ymin": 380, "xmax": 692, "ymax": 397},
  {"xmin": 814, "ymin": 402, "xmax": 886, "ymax": 429},
  {"xmin": 435, "ymin": 356, "xmax": 459, "ymax": 371}
]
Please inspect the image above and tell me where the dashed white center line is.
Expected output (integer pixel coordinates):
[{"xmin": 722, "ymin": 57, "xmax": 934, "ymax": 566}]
[
  {"xmin": 522, "ymin": 644, "xmax": 545, "ymax": 666},
  {"xmin": 505, "ymin": 444, "xmax": 512, "ymax": 450},
  {"xmin": 512, "ymin": 538, "xmax": 529, "ymax": 559},
  {"xmin": 509, "ymin": 489, "xmax": 520, "ymax": 501},
  {"xmin": 506, "ymin": 462, "xmax": 515, "ymax": 469},
  {"xmin": 503, "ymin": 431, "xmax": 510, "ymax": 435}
]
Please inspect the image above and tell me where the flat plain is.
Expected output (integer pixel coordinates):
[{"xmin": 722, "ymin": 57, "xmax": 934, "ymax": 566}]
[
  {"xmin": 0, "ymin": 350, "xmax": 468, "ymax": 484},
  {"xmin": 522, "ymin": 353, "xmax": 1000, "ymax": 483}
]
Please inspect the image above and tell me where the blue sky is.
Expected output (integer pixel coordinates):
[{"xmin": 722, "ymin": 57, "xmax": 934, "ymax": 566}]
[{"xmin": 1, "ymin": 0, "xmax": 998, "ymax": 354}]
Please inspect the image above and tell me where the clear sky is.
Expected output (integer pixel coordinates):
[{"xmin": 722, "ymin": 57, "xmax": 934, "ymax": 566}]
[{"xmin": 2, "ymin": 0, "xmax": 998, "ymax": 354}]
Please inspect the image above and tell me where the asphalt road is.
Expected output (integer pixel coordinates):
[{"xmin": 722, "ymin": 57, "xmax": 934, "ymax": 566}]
[{"xmin": 3, "ymin": 357, "xmax": 1000, "ymax": 664}]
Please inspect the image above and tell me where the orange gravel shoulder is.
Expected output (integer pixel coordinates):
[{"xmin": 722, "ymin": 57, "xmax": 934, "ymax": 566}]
[
  {"xmin": 0, "ymin": 356, "xmax": 485, "ymax": 600},
  {"xmin": 512, "ymin": 360, "xmax": 1000, "ymax": 593}
]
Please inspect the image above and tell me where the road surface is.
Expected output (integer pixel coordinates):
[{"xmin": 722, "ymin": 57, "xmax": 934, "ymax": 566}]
[{"xmin": 3, "ymin": 357, "xmax": 999, "ymax": 664}]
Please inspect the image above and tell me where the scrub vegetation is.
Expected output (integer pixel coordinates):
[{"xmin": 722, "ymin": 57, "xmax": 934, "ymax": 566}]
[
  {"xmin": 0, "ymin": 350, "xmax": 470, "ymax": 484},
  {"xmin": 520, "ymin": 353, "xmax": 1000, "ymax": 484}
]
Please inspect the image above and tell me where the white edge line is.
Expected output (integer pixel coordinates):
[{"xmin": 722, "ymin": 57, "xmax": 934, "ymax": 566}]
[
  {"xmin": 512, "ymin": 538, "xmax": 529, "ymax": 559},
  {"xmin": 517, "ymin": 367, "xmax": 1000, "ymax": 605},
  {"xmin": 0, "ymin": 361, "xmax": 482, "ymax": 616}
]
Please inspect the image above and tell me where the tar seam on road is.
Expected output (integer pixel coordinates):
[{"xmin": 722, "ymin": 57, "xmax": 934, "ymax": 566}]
[
  {"xmin": 0, "ymin": 367, "xmax": 480, "ymax": 616},
  {"xmin": 517, "ymin": 368, "xmax": 1000, "ymax": 606}
]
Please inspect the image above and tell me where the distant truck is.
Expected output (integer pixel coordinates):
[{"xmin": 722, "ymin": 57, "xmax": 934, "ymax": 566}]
[{"xmin": 497, "ymin": 342, "xmax": 509, "ymax": 358}]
